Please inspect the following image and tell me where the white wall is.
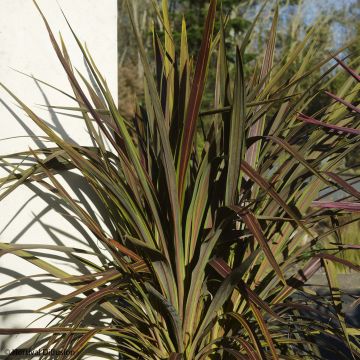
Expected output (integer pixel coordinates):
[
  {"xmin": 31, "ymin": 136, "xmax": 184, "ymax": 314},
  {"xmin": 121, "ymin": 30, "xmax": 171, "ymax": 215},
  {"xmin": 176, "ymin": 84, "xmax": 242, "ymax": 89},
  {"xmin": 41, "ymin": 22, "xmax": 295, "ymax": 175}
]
[{"xmin": 0, "ymin": 0, "xmax": 117, "ymax": 353}]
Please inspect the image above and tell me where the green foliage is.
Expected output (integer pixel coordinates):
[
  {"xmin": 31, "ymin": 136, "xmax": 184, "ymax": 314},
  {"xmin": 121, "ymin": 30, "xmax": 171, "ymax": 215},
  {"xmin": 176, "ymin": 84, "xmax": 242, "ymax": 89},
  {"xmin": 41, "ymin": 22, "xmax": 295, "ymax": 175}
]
[
  {"xmin": 0, "ymin": 0, "xmax": 360, "ymax": 359},
  {"xmin": 170, "ymin": 0, "xmax": 250, "ymax": 54}
]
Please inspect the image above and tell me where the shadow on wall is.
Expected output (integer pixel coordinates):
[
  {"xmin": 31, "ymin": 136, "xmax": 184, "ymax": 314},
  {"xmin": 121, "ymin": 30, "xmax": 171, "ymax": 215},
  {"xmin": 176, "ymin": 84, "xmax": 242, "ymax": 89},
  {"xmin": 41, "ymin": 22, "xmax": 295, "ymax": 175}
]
[{"xmin": 0, "ymin": 81, "xmax": 122, "ymax": 341}]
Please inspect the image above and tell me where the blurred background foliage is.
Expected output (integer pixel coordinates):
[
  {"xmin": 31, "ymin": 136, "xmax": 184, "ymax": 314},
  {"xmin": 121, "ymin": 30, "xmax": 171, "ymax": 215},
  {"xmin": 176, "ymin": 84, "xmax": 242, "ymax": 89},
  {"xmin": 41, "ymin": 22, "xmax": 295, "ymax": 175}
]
[{"xmin": 117, "ymin": 0, "xmax": 360, "ymax": 117}]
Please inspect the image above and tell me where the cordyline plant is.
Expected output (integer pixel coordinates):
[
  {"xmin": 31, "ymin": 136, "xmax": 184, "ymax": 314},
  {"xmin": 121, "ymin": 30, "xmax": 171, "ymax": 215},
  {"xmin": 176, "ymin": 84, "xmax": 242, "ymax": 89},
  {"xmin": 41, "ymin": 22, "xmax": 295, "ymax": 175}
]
[{"xmin": 0, "ymin": 0, "xmax": 359, "ymax": 359}]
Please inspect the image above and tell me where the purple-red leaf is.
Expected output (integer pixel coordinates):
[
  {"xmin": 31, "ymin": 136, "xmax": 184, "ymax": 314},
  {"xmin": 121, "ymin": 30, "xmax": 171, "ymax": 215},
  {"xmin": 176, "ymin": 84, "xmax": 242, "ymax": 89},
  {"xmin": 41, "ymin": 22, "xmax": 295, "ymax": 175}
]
[
  {"xmin": 312, "ymin": 201, "xmax": 360, "ymax": 212},
  {"xmin": 241, "ymin": 212, "xmax": 286, "ymax": 285},
  {"xmin": 298, "ymin": 113, "xmax": 360, "ymax": 135},
  {"xmin": 177, "ymin": 0, "xmax": 217, "ymax": 201},
  {"xmin": 325, "ymin": 91, "xmax": 360, "ymax": 114},
  {"xmin": 240, "ymin": 161, "xmax": 310, "ymax": 236},
  {"xmin": 315, "ymin": 253, "xmax": 360, "ymax": 272},
  {"xmin": 324, "ymin": 172, "xmax": 360, "ymax": 200},
  {"xmin": 334, "ymin": 57, "xmax": 360, "ymax": 82},
  {"xmin": 249, "ymin": 303, "xmax": 279, "ymax": 360},
  {"xmin": 209, "ymin": 257, "xmax": 232, "ymax": 278},
  {"xmin": 272, "ymin": 257, "xmax": 321, "ymax": 304},
  {"xmin": 209, "ymin": 256, "xmax": 284, "ymax": 322}
]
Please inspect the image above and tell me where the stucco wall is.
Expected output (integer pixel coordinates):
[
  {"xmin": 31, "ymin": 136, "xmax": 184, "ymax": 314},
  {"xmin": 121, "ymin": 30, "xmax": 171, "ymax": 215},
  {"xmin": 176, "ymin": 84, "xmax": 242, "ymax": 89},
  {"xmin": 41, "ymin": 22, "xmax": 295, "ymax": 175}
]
[{"xmin": 0, "ymin": 0, "xmax": 117, "ymax": 353}]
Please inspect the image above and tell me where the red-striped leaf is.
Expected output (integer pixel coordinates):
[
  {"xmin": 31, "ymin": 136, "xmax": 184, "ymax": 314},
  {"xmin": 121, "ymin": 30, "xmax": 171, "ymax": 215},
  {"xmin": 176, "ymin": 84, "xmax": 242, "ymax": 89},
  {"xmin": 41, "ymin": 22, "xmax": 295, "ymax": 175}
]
[
  {"xmin": 334, "ymin": 56, "xmax": 360, "ymax": 82},
  {"xmin": 177, "ymin": 0, "xmax": 217, "ymax": 202},
  {"xmin": 315, "ymin": 253, "xmax": 360, "ymax": 272},
  {"xmin": 325, "ymin": 172, "xmax": 360, "ymax": 200},
  {"xmin": 312, "ymin": 201, "xmax": 360, "ymax": 212},
  {"xmin": 240, "ymin": 161, "xmax": 311, "ymax": 236},
  {"xmin": 240, "ymin": 211, "xmax": 286, "ymax": 285},
  {"xmin": 209, "ymin": 257, "xmax": 232, "ymax": 278},
  {"xmin": 298, "ymin": 113, "xmax": 360, "ymax": 135},
  {"xmin": 272, "ymin": 257, "xmax": 321, "ymax": 304},
  {"xmin": 325, "ymin": 91, "xmax": 360, "ymax": 114},
  {"xmin": 209, "ymin": 258, "xmax": 284, "ymax": 322},
  {"xmin": 225, "ymin": 47, "xmax": 246, "ymax": 205},
  {"xmin": 249, "ymin": 303, "xmax": 279, "ymax": 360}
]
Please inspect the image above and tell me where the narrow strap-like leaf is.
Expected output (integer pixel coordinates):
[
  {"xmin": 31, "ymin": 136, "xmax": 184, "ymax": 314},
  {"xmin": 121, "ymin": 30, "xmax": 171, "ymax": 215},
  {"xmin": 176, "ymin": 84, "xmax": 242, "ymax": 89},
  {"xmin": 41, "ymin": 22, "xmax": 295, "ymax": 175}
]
[
  {"xmin": 246, "ymin": 5, "xmax": 278, "ymax": 169},
  {"xmin": 334, "ymin": 56, "xmax": 360, "ymax": 82},
  {"xmin": 325, "ymin": 91, "xmax": 360, "ymax": 114},
  {"xmin": 240, "ymin": 211, "xmax": 286, "ymax": 285},
  {"xmin": 249, "ymin": 302, "xmax": 279, "ymax": 360},
  {"xmin": 312, "ymin": 201, "xmax": 360, "ymax": 212},
  {"xmin": 145, "ymin": 282, "xmax": 183, "ymax": 353},
  {"xmin": 126, "ymin": 0, "xmax": 183, "ymax": 312},
  {"xmin": 177, "ymin": 0, "xmax": 217, "ymax": 203},
  {"xmin": 323, "ymin": 258, "xmax": 355, "ymax": 359},
  {"xmin": 225, "ymin": 48, "xmax": 246, "ymax": 205},
  {"xmin": 325, "ymin": 172, "xmax": 360, "ymax": 200},
  {"xmin": 298, "ymin": 113, "xmax": 360, "ymax": 135}
]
